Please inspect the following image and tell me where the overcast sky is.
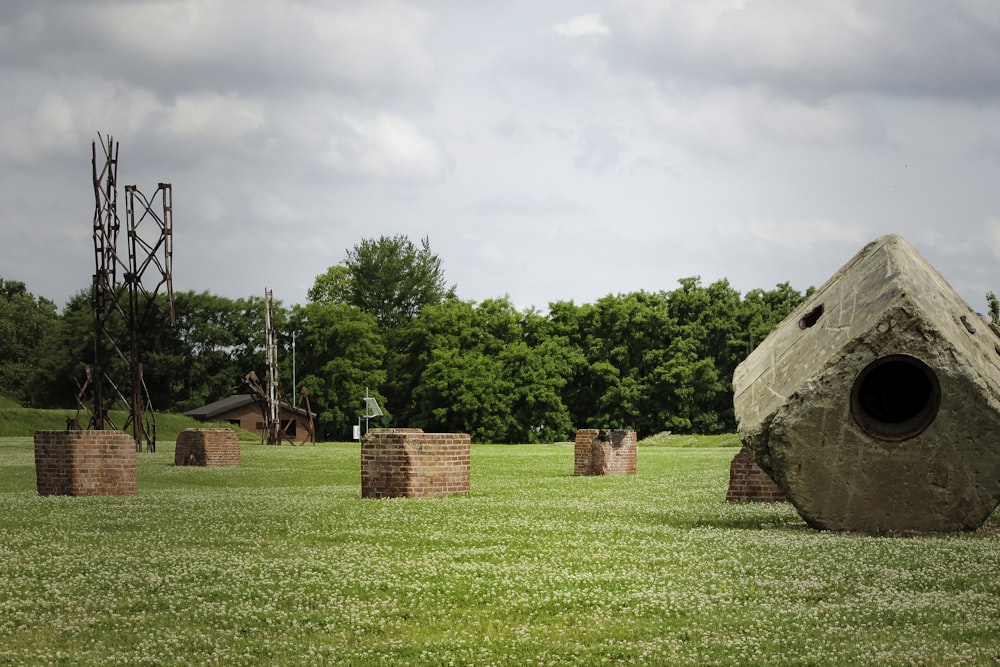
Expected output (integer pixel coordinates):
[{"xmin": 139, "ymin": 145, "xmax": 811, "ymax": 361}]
[{"xmin": 2, "ymin": 0, "xmax": 999, "ymax": 313}]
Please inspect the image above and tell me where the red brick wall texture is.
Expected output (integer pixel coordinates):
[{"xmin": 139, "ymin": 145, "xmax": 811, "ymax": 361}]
[
  {"xmin": 34, "ymin": 430, "xmax": 137, "ymax": 496},
  {"xmin": 725, "ymin": 445, "xmax": 786, "ymax": 502},
  {"xmin": 361, "ymin": 428, "xmax": 471, "ymax": 498},
  {"xmin": 574, "ymin": 429, "xmax": 637, "ymax": 476},
  {"xmin": 175, "ymin": 428, "xmax": 242, "ymax": 467}
]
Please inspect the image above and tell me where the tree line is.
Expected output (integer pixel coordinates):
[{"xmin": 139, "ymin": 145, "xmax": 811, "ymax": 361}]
[{"xmin": 1, "ymin": 236, "xmax": 830, "ymax": 442}]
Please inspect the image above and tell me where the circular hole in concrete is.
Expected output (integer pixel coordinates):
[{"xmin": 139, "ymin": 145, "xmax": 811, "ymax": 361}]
[
  {"xmin": 798, "ymin": 304, "xmax": 824, "ymax": 329},
  {"xmin": 850, "ymin": 354, "xmax": 940, "ymax": 441}
]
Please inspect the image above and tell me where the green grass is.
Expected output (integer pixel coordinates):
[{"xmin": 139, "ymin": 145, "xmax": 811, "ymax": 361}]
[
  {"xmin": 1, "ymin": 439, "xmax": 997, "ymax": 665},
  {"xmin": 638, "ymin": 432, "xmax": 741, "ymax": 448}
]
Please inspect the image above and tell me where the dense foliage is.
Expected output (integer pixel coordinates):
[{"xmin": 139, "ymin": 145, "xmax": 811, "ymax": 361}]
[
  {"xmin": 0, "ymin": 278, "xmax": 58, "ymax": 405},
  {"xmin": 4, "ymin": 246, "xmax": 812, "ymax": 441}
]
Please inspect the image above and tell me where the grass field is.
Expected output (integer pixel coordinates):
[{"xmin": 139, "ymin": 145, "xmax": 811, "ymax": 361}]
[{"xmin": 1, "ymin": 438, "xmax": 997, "ymax": 665}]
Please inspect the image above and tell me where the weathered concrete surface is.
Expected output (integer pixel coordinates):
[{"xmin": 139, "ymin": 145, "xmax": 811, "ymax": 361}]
[{"xmin": 733, "ymin": 235, "xmax": 1000, "ymax": 533}]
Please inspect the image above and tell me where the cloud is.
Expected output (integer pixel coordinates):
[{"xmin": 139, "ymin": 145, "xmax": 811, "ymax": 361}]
[
  {"xmin": 322, "ymin": 112, "xmax": 450, "ymax": 182},
  {"xmin": 985, "ymin": 218, "xmax": 1000, "ymax": 261},
  {"xmin": 0, "ymin": 0, "xmax": 435, "ymax": 96},
  {"xmin": 0, "ymin": 0, "xmax": 997, "ymax": 317},
  {"xmin": 573, "ymin": 118, "xmax": 627, "ymax": 174},
  {"xmin": 644, "ymin": 86, "xmax": 883, "ymax": 159},
  {"xmin": 477, "ymin": 193, "xmax": 588, "ymax": 219},
  {"xmin": 250, "ymin": 192, "xmax": 305, "ymax": 226},
  {"xmin": 722, "ymin": 218, "xmax": 871, "ymax": 250},
  {"xmin": 163, "ymin": 93, "xmax": 264, "ymax": 140},
  {"xmin": 553, "ymin": 14, "xmax": 610, "ymax": 38},
  {"xmin": 604, "ymin": 0, "xmax": 1000, "ymax": 99}
]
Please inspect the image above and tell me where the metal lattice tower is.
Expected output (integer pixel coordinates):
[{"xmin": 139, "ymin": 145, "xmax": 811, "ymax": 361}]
[
  {"xmin": 90, "ymin": 134, "xmax": 174, "ymax": 452},
  {"xmin": 264, "ymin": 288, "xmax": 280, "ymax": 444}
]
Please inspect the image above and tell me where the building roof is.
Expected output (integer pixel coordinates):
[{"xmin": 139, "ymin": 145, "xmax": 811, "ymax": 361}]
[{"xmin": 184, "ymin": 394, "xmax": 314, "ymax": 420}]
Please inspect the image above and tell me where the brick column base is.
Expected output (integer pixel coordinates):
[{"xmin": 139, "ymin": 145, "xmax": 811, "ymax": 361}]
[
  {"xmin": 574, "ymin": 429, "xmax": 637, "ymax": 476},
  {"xmin": 175, "ymin": 428, "xmax": 242, "ymax": 466},
  {"xmin": 362, "ymin": 428, "xmax": 471, "ymax": 498},
  {"xmin": 725, "ymin": 446, "xmax": 786, "ymax": 502},
  {"xmin": 34, "ymin": 430, "xmax": 137, "ymax": 496}
]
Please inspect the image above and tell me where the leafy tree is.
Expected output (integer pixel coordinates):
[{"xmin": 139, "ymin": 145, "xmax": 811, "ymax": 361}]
[
  {"xmin": 400, "ymin": 297, "xmax": 577, "ymax": 443},
  {"xmin": 650, "ymin": 336, "xmax": 726, "ymax": 433},
  {"xmin": 987, "ymin": 291, "xmax": 999, "ymax": 323},
  {"xmin": 26, "ymin": 289, "xmax": 94, "ymax": 409},
  {"xmin": 149, "ymin": 291, "xmax": 271, "ymax": 413},
  {"xmin": 307, "ymin": 266, "xmax": 353, "ymax": 304},
  {"xmin": 545, "ymin": 292, "xmax": 681, "ymax": 435},
  {"xmin": 0, "ymin": 277, "xmax": 59, "ymax": 404},
  {"xmin": 505, "ymin": 310, "xmax": 578, "ymax": 442},
  {"xmin": 289, "ymin": 300, "xmax": 385, "ymax": 440},
  {"xmin": 314, "ymin": 235, "xmax": 455, "ymax": 333},
  {"xmin": 414, "ymin": 346, "xmax": 514, "ymax": 442}
]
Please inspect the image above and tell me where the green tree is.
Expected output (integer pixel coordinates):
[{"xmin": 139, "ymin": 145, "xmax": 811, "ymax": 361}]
[
  {"xmin": 650, "ymin": 336, "xmax": 726, "ymax": 433},
  {"xmin": 148, "ymin": 291, "xmax": 271, "ymax": 413},
  {"xmin": 987, "ymin": 291, "xmax": 999, "ymax": 323},
  {"xmin": 544, "ymin": 292, "xmax": 681, "ymax": 435},
  {"xmin": 400, "ymin": 297, "xmax": 576, "ymax": 443},
  {"xmin": 315, "ymin": 235, "xmax": 455, "ymax": 333},
  {"xmin": 0, "ymin": 277, "xmax": 59, "ymax": 404},
  {"xmin": 27, "ymin": 289, "xmax": 93, "ymax": 409},
  {"xmin": 307, "ymin": 266, "xmax": 353, "ymax": 304},
  {"xmin": 505, "ymin": 309, "xmax": 578, "ymax": 442},
  {"xmin": 289, "ymin": 300, "xmax": 385, "ymax": 440},
  {"xmin": 414, "ymin": 346, "xmax": 514, "ymax": 442}
]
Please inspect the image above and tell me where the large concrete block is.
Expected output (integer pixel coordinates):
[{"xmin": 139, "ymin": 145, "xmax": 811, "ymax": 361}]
[{"xmin": 733, "ymin": 235, "xmax": 1000, "ymax": 533}]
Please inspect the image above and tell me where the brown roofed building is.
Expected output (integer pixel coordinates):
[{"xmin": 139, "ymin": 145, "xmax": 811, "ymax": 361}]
[{"xmin": 184, "ymin": 394, "xmax": 315, "ymax": 444}]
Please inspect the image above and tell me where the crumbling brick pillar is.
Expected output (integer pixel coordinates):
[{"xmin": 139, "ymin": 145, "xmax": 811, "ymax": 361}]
[
  {"xmin": 574, "ymin": 429, "xmax": 637, "ymax": 476},
  {"xmin": 361, "ymin": 428, "xmax": 471, "ymax": 498},
  {"xmin": 175, "ymin": 428, "xmax": 242, "ymax": 466},
  {"xmin": 725, "ymin": 446, "xmax": 786, "ymax": 502},
  {"xmin": 34, "ymin": 430, "xmax": 137, "ymax": 496}
]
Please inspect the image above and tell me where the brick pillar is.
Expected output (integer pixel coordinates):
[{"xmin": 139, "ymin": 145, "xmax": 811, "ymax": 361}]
[
  {"xmin": 34, "ymin": 430, "xmax": 137, "ymax": 496},
  {"xmin": 175, "ymin": 428, "xmax": 242, "ymax": 466},
  {"xmin": 361, "ymin": 428, "xmax": 471, "ymax": 498},
  {"xmin": 725, "ymin": 445, "xmax": 786, "ymax": 502},
  {"xmin": 574, "ymin": 429, "xmax": 637, "ymax": 476}
]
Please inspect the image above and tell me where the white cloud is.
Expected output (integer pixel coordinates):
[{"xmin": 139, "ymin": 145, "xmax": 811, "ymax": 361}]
[
  {"xmin": 250, "ymin": 192, "xmax": 304, "ymax": 226},
  {"xmin": 553, "ymin": 14, "xmax": 610, "ymax": 38},
  {"xmin": 985, "ymin": 218, "xmax": 1000, "ymax": 261},
  {"xmin": 724, "ymin": 219, "xmax": 871, "ymax": 250},
  {"xmin": 0, "ymin": 0, "xmax": 997, "ymax": 315},
  {"xmin": 4, "ymin": 1, "xmax": 434, "ymax": 94},
  {"xmin": 194, "ymin": 194, "xmax": 227, "ymax": 225},
  {"xmin": 644, "ymin": 86, "xmax": 882, "ymax": 159},
  {"xmin": 323, "ymin": 113, "xmax": 449, "ymax": 182},
  {"xmin": 162, "ymin": 93, "xmax": 264, "ymax": 139},
  {"xmin": 605, "ymin": 0, "xmax": 1000, "ymax": 98},
  {"xmin": 30, "ymin": 91, "xmax": 76, "ymax": 151}
]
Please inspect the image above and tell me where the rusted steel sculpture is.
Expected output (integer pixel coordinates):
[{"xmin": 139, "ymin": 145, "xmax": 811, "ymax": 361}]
[
  {"xmin": 89, "ymin": 134, "xmax": 174, "ymax": 452},
  {"xmin": 242, "ymin": 369, "xmax": 298, "ymax": 446},
  {"xmin": 292, "ymin": 387, "xmax": 316, "ymax": 445}
]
